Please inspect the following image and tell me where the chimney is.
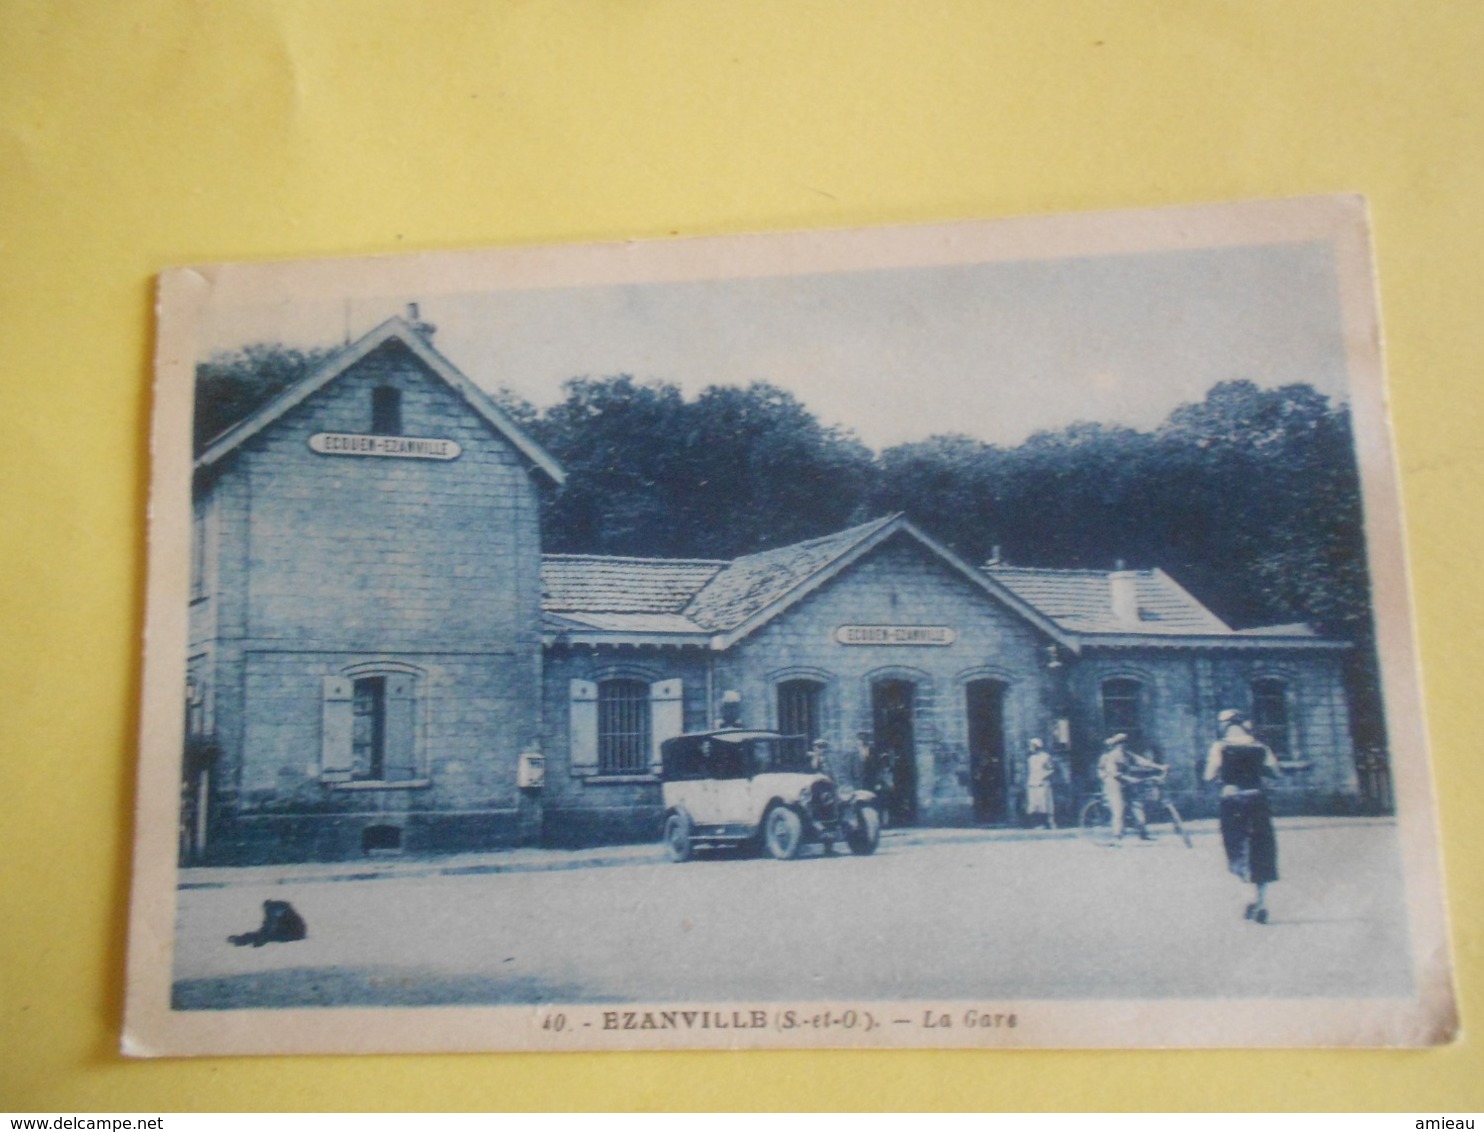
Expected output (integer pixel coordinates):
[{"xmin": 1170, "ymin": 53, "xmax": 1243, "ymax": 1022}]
[
  {"xmin": 405, "ymin": 302, "xmax": 436, "ymax": 341},
  {"xmin": 987, "ymin": 545, "xmax": 1003, "ymax": 567},
  {"xmin": 1109, "ymin": 564, "xmax": 1139, "ymax": 624}
]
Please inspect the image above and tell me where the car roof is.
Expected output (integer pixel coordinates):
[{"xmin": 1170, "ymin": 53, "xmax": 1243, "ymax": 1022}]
[{"xmin": 669, "ymin": 729, "xmax": 783, "ymax": 744}]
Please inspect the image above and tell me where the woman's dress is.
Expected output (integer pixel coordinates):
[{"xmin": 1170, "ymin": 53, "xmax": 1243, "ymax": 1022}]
[{"xmin": 1216, "ymin": 743, "xmax": 1278, "ymax": 885}]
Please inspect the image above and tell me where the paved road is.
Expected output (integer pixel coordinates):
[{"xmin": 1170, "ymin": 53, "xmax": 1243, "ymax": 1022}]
[{"xmin": 172, "ymin": 818, "xmax": 1414, "ymax": 1008}]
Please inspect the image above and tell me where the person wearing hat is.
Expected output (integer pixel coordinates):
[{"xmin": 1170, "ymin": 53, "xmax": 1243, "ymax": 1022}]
[
  {"xmin": 808, "ymin": 738, "xmax": 836, "ymax": 779},
  {"xmin": 857, "ymin": 730, "xmax": 891, "ymax": 827},
  {"xmin": 1204, "ymin": 708, "xmax": 1282, "ymax": 922},
  {"xmin": 1097, "ymin": 732, "xmax": 1159, "ymax": 841},
  {"xmin": 1024, "ymin": 738, "xmax": 1057, "ymax": 829}
]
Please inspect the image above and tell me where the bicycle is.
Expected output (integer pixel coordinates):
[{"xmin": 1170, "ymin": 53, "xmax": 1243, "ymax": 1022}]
[{"xmin": 1079, "ymin": 768, "xmax": 1193, "ymax": 848}]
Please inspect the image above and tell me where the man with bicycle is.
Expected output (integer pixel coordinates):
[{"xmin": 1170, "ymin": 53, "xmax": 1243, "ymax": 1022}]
[{"xmin": 1097, "ymin": 732, "xmax": 1162, "ymax": 841}]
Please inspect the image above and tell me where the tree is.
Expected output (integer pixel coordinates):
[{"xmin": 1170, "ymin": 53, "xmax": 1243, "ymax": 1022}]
[
  {"xmin": 888, "ymin": 380, "xmax": 1381, "ymax": 749},
  {"xmin": 195, "ymin": 344, "xmax": 336, "ymax": 454},
  {"xmin": 528, "ymin": 376, "xmax": 692, "ymax": 556},
  {"xmin": 532, "ymin": 377, "xmax": 874, "ymax": 558},
  {"xmin": 868, "ymin": 435, "xmax": 1006, "ymax": 563},
  {"xmin": 674, "ymin": 383, "xmax": 875, "ymax": 557},
  {"xmin": 197, "ymin": 341, "xmax": 1383, "ymax": 747}
]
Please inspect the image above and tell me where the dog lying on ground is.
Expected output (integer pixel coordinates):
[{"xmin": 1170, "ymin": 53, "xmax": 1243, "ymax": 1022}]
[{"xmin": 228, "ymin": 899, "xmax": 307, "ymax": 947}]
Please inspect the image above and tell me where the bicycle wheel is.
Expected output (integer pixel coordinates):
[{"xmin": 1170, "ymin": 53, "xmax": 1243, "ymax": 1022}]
[
  {"xmin": 1165, "ymin": 800, "xmax": 1193, "ymax": 848},
  {"xmin": 1079, "ymin": 798, "xmax": 1115, "ymax": 845}
]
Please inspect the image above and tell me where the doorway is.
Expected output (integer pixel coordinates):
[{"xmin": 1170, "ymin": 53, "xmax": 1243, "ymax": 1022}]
[
  {"xmin": 871, "ymin": 678, "xmax": 918, "ymax": 826},
  {"xmin": 965, "ymin": 679, "xmax": 1009, "ymax": 823}
]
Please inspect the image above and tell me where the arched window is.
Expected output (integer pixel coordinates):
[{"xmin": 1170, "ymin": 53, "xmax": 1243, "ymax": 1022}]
[
  {"xmin": 777, "ymin": 678, "xmax": 825, "ymax": 749},
  {"xmin": 352, "ymin": 676, "xmax": 388, "ymax": 779},
  {"xmin": 964, "ymin": 678, "xmax": 1009, "ymax": 823},
  {"xmin": 371, "ymin": 385, "xmax": 402, "ymax": 436},
  {"xmin": 321, "ymin": 668, "xmax": 422, "ymax": 784},
  {"xmin": 1100, "ymin": 677, "xmax": 1146, "ymax": 753},
  {"xmin": 1251, "ymin": 677, "xmax": 1291, "ymax": 756},
  {"xmin": 598, "ymin": 678, "xmax": 652, "ymax": 775}
]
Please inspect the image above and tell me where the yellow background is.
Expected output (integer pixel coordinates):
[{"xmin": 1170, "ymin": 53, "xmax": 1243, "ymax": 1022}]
[{"xmin": 2, "ymin": 0, "xmax": 1480, "ymax": 1112}]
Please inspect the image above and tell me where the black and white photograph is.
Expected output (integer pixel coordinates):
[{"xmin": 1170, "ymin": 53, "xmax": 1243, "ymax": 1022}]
[{"xmin": 124, "ymin": 196, "xmax": 1454, "ymax": 1054}]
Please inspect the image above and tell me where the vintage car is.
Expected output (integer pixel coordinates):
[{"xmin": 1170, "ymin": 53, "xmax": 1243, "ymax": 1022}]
[{"xmin": 659, "ymin": 728, "xmax": 881, "ymax": 861}]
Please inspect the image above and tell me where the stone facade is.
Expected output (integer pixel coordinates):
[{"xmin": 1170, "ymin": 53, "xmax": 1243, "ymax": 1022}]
[
  {"xmin": 538, "ymin": 648, "xmax": 709, "ymax": 846},
  {"xmin": 188, "ymin": 332, "xmax": 549, "ymax": 863},
  {"xmin": 186, "ymin": 318, "xmax": 1363, "ymax": 865},
  {"xmin": 539, "ymin": 538, "xmax": 1362, "ymax": 840},
  {"xmin": 715, "ymin": 537, "xmax": 1051, "ymax": 826},
  {"xmin": 1057, "ymin": 651, "xmax": 1357, "ymax": 821}
]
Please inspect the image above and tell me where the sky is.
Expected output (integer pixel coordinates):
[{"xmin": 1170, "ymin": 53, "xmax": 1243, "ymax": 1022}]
[{"xmin": 198, "ymin": 240, "xmax": 1350, "ymax": 451}]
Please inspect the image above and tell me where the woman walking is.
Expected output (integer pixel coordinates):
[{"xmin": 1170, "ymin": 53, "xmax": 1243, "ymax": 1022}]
[
  {"xmin": 1204, "ymin": 708, "xmax": 1281, "ymax": 922},
  {"xmin": 1024, "ymin": 738, "xmax": 1057, "ymax": 829}
]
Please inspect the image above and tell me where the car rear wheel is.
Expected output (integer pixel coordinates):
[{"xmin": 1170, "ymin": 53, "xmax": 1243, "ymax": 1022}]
[
  {"xmin": 763, "ymin": 806, "xmax": 804, "ymax": 860},
  {"xmin": 664, "ymin": 812, "xmax": 693, "ymax": 862},
  {"xmin": 846, "ymin": 805, "xmax": 881, "ymax": 855}
]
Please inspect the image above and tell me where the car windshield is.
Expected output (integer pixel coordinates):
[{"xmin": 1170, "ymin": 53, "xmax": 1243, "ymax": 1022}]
[
  {"xmin": 747, "ymin": 736, "xmax": 815, "ymax": 775},
  {"xmin": 662, "ymin": 732, "xmax": 819, "ymax": 780}
]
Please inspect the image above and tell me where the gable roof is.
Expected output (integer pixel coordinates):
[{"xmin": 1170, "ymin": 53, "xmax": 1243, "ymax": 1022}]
[
  {"xmin": 541, "ymin": 515, "xmax": 1076, "ymax": 650},
  {"xmin": 195, "ymin": 315, "xmax": 566, "ymax": 485},
  {"xmin": 984, "ymin": 563, "xmax": 1340, "ymax": 649},
  {"xmin": 683, "ymin": 515, "xmax": 900, "ymax": 633},
  {"xmin": 983, "ymin": 565, "xmax": 1231, "ymax": 636},
  {"xmin": 539, "ymin": 516, "xmax": 1344, "ymax": 653}
]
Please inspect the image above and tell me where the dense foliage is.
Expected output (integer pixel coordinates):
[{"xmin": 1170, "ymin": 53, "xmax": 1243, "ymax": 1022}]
[
  {"xmin": 197, "ymin": 351, "xmax": 1382, "ymax": 747},
  {"xmin": 526, "ymin": 377, "xmax": 876, "ymax": 560},
  {"xmin": 194, "ymin": 345, "xmax": 336, "ymax": 454}
]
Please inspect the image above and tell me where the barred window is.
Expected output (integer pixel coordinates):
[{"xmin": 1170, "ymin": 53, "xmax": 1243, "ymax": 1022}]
[
  {"xmin": 598, "ymin": 678, "xmax": 651, "ymax": 775},
  {"xmin": 1251, "ymin": 677, "xmax": 1291, "ymax": 756},
  {"xmin": 777, "ymin": 679, "xmax": 824, "ymax": 748},
  {"xmin": 1100, "ymin": 677, "xmax": 1146, "ymax": 754},
  {"xmin": 777, "ymin": 682, "xmax": 825, "ymax": 771}
]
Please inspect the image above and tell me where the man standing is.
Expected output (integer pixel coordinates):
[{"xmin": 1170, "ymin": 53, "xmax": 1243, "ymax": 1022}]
[
  {"xmin": 1024, "ymin": 738, "xmax": 1057, "ymax": 829},
  {"xmin": 1097, "ymin": 733, "xmax": 1158, "ymax": 840},
  {"xmin": 862, "ymin": 734, "xmax": 898, "ymax": 829},
  {"xmin": 809, "ymin": 739, "xmax": 835, "ymax": 780}
]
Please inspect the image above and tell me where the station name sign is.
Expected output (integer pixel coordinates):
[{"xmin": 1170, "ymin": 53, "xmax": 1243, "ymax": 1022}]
[
  {"xmin": 309, "ymin": 433, "xmax": 462, "ymax": 461},
  {"xmin": 834, "ymin": 625, "xmax": 957, "ymax": 646}
]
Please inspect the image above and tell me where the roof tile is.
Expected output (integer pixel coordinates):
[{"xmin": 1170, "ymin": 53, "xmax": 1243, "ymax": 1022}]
[
  {"xmin": 682, "ymin": 515, "xmax": 900, "ymax": 632},
  {"xmin": 541, "ymin": 555, "xmax": 724, "ymax": 614},
  {"xmin": 983, "ymin": 565, "xmax": 1231, "ymax": 636},
  {"xmin": 538, "ymin": 518, "xmax": 1322, "ymax": 646}
]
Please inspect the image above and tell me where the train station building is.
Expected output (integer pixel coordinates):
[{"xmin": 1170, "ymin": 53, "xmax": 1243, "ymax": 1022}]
[{"xmin": 183, "ymin": 315, "xmax": 1360, "ymax": 863}]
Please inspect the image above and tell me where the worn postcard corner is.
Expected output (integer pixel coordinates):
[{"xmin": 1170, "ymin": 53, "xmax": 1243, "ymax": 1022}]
[{"xmin": 125, "ymin": 195, "xmax": 1455, "ymax": 1055}]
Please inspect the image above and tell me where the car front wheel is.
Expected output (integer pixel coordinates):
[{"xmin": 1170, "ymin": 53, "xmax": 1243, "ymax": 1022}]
[
  {"xmin": 846, "ymin": 805, "xmax": 881, "ymax": 855},
  {"xmin": 763, "ymin": 806, "xmax": 804, "ymax": 860},
  {"xmin": 664, "ymin": 811, "xmax": 694, "ymax": 862}
]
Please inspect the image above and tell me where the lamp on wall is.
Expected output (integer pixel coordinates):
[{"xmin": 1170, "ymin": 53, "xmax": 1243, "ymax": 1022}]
[{"xmin": 1043, "ymin": 644, "xmax": 1072, "ymax": 752}]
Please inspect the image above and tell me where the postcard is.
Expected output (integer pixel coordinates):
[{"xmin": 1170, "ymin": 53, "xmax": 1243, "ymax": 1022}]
[{"xmin": 124, "ymin": 196, "xmax": 1455, "ymax": 1053}]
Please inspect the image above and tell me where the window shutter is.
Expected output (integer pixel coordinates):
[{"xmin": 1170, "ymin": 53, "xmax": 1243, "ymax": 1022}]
[
  {"xmin": 650, "ymin": 679, "xmax": 684, "ymax": 773},
  {"xmin": 321, "ymin": 676, "xmax": 354, "ymax": 780},
  {"xmin": 384, "ymin": 676, "xmax": 418, "ymax": 780},
  {"xmin": 569, "ymin": 679, "xmax": 599, "ymax": 776}
]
